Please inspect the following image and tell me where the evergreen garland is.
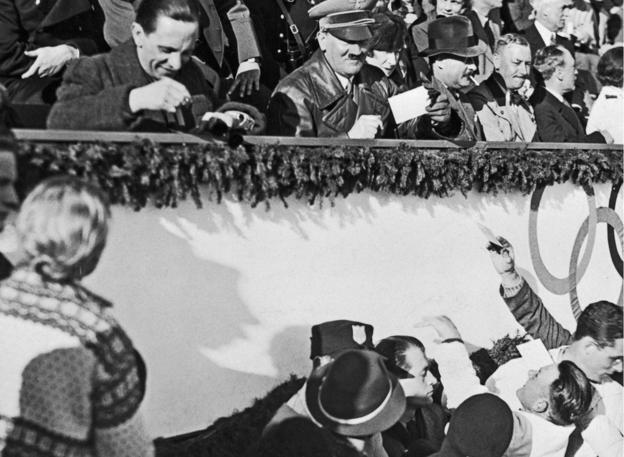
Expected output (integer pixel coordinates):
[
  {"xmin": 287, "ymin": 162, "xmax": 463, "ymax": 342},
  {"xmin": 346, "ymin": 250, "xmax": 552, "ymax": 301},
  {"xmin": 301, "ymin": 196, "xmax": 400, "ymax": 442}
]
[{"xmin": 16, "ymin": 140, "xmax": 623, "ymax": 210}]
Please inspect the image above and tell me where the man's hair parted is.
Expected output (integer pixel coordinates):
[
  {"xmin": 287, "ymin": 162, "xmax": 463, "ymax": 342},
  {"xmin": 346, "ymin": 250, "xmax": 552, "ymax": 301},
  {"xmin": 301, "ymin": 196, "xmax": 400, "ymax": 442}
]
[
  {"xmin": 135, "ymin": 0, "xmax": 199, "ymax": 34},
  {"xmin": 548, "ymin": 360, "xmax": 593, "ymax": 426},
  {"xmin": 494, "ymin": 33, "xmax": 530, "ymax": 54},
  {"xmin": 574, "ymin": 301, "xmax": 623, "ymax": 347}
]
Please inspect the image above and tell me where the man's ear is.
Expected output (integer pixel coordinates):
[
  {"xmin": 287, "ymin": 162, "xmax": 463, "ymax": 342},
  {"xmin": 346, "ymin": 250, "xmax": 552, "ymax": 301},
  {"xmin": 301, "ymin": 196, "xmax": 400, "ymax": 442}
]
[
  {"xmin": 493, "ymin": 52, "xmax": 501, "ymax": 71},
  {"xmin": 131, "ymin": 22, "xmax": 145, "ymax": 47},
  {"xmin": 577, "ymin": 336, "xmax": 598, "ymax": 355},
  {"xmin": 317, "ymin": 31, "xmax": 327, "ymax": 52},
  {"xmin": 532, "ymin": 398, "xmax": 549, "ymax": 413}
]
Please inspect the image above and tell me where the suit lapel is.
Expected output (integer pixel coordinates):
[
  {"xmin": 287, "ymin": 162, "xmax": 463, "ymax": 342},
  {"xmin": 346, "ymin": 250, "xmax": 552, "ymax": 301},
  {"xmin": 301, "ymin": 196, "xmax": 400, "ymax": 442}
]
[{"xmin": 546, "ymin": 92, "xmax": 583, "ymax": 135}]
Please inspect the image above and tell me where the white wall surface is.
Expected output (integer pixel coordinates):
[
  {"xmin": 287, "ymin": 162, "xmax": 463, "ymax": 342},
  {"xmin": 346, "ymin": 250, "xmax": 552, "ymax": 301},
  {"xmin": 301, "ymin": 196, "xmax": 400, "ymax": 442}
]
[{"xmin": 78, "ymin": 182, "xmax": 622, "ymax": 437}]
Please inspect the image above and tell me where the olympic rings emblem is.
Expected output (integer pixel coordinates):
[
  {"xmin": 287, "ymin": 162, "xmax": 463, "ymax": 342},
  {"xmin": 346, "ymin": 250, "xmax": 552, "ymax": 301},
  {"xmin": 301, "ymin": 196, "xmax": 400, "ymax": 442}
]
[{"xmin": 529, "ymin": 184, "xmax": 623, "ymax": 319}]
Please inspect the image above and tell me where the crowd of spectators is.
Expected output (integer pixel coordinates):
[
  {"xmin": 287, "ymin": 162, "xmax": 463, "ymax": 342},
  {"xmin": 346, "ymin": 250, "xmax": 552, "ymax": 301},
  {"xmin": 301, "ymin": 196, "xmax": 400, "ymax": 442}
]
[
  {"xmin": 0, "ymin": 153, "xmax": 621, "ymax": 455},
  {"xmin": 0, "ymin": 0, "xmax": 621, "ymax": 142}
]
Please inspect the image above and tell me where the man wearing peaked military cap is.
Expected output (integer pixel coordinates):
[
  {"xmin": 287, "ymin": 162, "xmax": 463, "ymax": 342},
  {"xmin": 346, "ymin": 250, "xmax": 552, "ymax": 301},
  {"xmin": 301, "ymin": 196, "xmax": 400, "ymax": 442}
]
[{"xmin": 267, "ymin": 0, "xmax": 456, "ymax": 138}]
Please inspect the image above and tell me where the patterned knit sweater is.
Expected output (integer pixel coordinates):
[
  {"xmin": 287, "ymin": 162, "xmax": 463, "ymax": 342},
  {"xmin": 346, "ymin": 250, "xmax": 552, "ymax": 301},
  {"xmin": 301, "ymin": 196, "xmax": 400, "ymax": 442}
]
[{"xmin": 0, "ymin": 268, "xmax": 154, "ymax": 457}]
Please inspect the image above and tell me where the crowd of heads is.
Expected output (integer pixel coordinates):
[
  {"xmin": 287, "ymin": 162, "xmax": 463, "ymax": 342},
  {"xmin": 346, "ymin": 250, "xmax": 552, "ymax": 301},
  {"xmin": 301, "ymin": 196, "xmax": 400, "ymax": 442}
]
[
  {"xmin": 1, "ymin": 0, "xmax": 622, "ymax": 142},
  {"xmin": 256, "ymin": 304, "xmax": 623, "ymax": 457}
]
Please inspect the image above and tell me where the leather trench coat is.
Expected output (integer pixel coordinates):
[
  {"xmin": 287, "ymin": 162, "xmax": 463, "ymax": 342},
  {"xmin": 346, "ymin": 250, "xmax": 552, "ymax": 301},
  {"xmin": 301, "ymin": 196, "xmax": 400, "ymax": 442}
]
[{"xmin": 266, "ymin": 49, "xmax": 397, "ymax": 137}]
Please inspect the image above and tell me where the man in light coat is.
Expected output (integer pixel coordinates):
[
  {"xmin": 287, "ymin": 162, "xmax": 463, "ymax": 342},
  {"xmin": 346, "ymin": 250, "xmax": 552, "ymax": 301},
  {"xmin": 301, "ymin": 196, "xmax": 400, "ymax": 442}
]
[{"xmin": 467, "ymin": 33, "xmax": 536, "ymax": 141}]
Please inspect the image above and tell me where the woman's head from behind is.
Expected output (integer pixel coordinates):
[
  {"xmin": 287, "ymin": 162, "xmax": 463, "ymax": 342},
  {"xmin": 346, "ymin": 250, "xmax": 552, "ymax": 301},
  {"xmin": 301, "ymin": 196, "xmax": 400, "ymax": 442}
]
[
  {"xmin": 597, "ymin": 46, "xmax": 623, "ymax": 88},
  {"xmin": 16, "ymin": 176, "xmax": 111, "ymax": 281},
  {"xmin": 375, "ymin": 335, "xmax": 437, "ymax": 406}
]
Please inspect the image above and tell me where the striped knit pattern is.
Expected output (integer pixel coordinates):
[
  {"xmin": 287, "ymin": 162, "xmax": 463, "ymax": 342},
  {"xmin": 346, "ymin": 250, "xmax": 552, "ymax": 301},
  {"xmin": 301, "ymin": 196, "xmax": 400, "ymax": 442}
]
[{"xmin": 0, "ymin": 268, "xmax": 153, "ymax": 457}]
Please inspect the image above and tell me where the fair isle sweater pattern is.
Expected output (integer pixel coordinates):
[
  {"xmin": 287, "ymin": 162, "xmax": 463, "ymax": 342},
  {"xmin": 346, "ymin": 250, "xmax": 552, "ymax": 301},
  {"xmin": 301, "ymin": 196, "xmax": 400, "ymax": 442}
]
[{"xmin": 0, "ymin": 268, "xmax": 145, "ymax": 456}]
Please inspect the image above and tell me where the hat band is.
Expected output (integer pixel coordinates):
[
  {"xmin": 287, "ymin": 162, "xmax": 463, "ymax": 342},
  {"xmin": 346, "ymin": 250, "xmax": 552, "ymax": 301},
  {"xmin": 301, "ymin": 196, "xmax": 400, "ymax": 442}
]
[
  {"xmin": 317, "ymin": 380, "xmax": 393, "ymax": 425},
  {"xmin": 319, "ymin": 17, "xmax": 375, "ymax": 31},
  {"xmin": 430, "ymin": 35, "xmax": 478, "ymax": 51}
]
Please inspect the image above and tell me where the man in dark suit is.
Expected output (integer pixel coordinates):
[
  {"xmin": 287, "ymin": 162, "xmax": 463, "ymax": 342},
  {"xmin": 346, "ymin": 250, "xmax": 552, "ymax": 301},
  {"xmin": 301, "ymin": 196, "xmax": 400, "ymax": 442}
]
[
  {"xmin": 0, "ymin": 0, "xmax": 108, "ymax": 108},
  {"xmin": 520, "ymin": 0, "xmax": 574, "ymax": 56},
  {"xmin": 531, "ymin": 45, "xmax": 611, "ymax": 143},
  {"xmin": 464, "ymin": 0, "xmax": 502, "ymax": 82}
]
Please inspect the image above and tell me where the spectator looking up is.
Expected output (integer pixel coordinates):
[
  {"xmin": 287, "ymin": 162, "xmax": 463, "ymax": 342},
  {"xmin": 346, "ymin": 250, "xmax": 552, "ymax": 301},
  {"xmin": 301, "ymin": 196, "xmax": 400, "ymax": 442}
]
[
  {"xmin": 586, "ymin": 46, "xmax": 623, "ymax": 143},
  {"xmin": 531, "ymin": 45, "xmax": 611, "ymax": 142},
  {"xmin": 486, "ymin": 236, "xmax": 623, "ymax": 457},
  {"xmin": 47, "ymin": 0, "xmax": 219, "ymax": 131},
  {"xmin": 375, "ymin": 335, "xmax": 447, "ymax": 457},
  {"xmin": 421, "ymin": 316, "xmax": 616, "ymax": 457},
  {"xmin": 0, "ymin": 176, "xmax": 154, "ymax": 457},
  {"xmin": 467, "ymin": 33, "xmax": 537, "ymax": 141}
]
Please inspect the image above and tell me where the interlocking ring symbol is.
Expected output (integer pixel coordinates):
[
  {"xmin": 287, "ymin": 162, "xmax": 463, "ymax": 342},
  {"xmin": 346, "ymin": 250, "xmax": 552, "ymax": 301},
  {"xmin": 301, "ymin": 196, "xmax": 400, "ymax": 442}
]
[{"xmin": 529, "ymin": 184, "xmax": 623, "ymax": 319}]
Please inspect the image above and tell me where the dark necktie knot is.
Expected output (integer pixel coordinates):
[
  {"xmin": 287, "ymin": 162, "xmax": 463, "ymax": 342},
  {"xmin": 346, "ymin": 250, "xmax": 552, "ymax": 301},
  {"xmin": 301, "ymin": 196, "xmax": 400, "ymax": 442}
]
[{"xmin": 509, "ymin": 90, "xmax": 524, "ymax": 105}]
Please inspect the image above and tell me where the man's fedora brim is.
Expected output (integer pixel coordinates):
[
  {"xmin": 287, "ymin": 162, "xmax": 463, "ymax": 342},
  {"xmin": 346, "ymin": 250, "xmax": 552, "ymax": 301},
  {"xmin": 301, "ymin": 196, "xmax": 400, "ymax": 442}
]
[
  {"xmin": 420, "ymin": 40, "xmax": 488, "ymax": 58},
  {"xmin": 305, "ymin": 363, "xmax": 406, "ymax": 437}
]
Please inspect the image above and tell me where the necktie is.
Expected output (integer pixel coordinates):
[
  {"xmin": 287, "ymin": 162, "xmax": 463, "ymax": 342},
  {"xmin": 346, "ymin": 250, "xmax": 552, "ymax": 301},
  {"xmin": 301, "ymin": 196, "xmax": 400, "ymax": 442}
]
[
  {"xmin": 551, "ymin": 32, "xmax": 557, "ymax": 45},
  {"xmin": 509, "ymin": 90, "xmax": 524, "ymax": 106}
]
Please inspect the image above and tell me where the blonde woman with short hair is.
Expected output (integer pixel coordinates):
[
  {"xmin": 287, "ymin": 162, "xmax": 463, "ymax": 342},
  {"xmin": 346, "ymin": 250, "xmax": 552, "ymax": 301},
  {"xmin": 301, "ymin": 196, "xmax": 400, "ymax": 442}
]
[{"xmin": 0, "ymin": 176, "xmax": 154, "ymax": 457}]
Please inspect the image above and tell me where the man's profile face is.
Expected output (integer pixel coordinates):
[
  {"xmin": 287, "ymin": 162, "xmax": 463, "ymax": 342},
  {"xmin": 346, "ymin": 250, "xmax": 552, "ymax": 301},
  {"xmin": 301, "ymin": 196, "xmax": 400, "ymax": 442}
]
[
  {"xmin": 539, "ymin": 0, "xmax": 572, "ymax": 32},
  {"xmin": 433, "ymin": 54, "xmax": 478, "ymax": 90},
  {"xmin": 133, "ymin": 16, "xmax": 199, "ymax": 80},
  {"xmin": 516, "ymin": 363, "xmax": 558, "ymax": 412},
  {"xmin": 557, "ymin": 48, "xmax": 577, "ymax": 93},
  {"xmin": 582, "ymin": 338, "xmax": 623, "ymax": 381},
  {"xmin": 495, "ymin": 44, "xmax": 532, "ymax": 90},
  {"xmin": 318, "ymin": 32, "xmax": 369, "ymax": 77}
]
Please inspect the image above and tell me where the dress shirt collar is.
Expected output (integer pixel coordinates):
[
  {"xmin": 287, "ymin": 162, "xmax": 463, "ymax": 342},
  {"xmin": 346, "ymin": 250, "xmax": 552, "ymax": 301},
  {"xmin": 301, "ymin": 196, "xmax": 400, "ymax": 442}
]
[
  {"xmin": 535, "ymin": 20, "xmax": 556, "ymax": 46},
  {"xmin": 546, "ymin": 86, "xmax": 565, "ymax": 103},
  {"xmin": 335, "ymin": 72, "xmax": 354, "ymax": 92}
]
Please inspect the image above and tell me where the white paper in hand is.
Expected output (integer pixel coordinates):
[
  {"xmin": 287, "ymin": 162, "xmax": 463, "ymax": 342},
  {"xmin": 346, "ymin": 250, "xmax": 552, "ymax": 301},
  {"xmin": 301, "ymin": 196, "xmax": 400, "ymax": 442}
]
[
  {"xmin": 388, "ymin": 86, "xmax": 429, "ymax": 123},
  {"xmin": 517, "ymin": 339, "xmax": 554, "ymax": 371}
]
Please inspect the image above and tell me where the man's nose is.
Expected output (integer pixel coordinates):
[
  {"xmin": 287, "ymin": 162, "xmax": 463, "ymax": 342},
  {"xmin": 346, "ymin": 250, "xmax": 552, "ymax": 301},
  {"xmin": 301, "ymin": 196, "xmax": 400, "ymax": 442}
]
[
  {"xmin": 168, "ymin": 53, "xmax": 183, "ymax": 71},
  {"xmin": 528, "ymin": 369, "xmax": 537, "ymax": 378},
  {"xmin": 426, "ymin": 371, "xmax": 436, "ymax": 386}
]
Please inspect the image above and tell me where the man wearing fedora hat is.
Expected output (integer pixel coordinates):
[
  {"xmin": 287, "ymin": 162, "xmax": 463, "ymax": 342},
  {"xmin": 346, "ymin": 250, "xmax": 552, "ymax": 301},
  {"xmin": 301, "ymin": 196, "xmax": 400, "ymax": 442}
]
[
  {"xmin": 420, "ymin": 15, "xmax": 488, "ymax": 141},
  {"xmin": 305, "ymin": 350, "xmax": 407, "ymax": 455},
  {"xmin": 266, "ymin": 0, "xmax": 458, "ymax": 138},
  {"xmin": 265, "ymin": 320, "xmax": 398, "ymax": 457}
]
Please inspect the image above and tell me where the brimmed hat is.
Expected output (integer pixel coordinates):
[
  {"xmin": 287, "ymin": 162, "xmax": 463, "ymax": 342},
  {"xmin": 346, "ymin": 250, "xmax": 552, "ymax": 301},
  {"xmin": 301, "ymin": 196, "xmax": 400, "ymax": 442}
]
[
  {"xmin": 305, "ymin": 350, "xmax": 406, "ymax": 437},
  {"xmin": 420, "ymin": 16, "xmax": 487, "ymax": 58},
  {"xmin": 310, "ymin": 320, "xmax": 374, "ymax": 359},
  {"xmin": 309, "ymin": 0, "xmax": 377, "ymax": 42},
  {"xmin": 433, "ymin": 393, "xmax": 513, "ymax": 457}
]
